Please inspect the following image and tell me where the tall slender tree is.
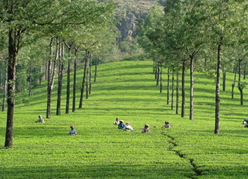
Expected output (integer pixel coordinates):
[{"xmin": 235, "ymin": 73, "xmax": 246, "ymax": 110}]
[
  {"xmin": 56, "ymin": 40, "xmax": 63, "ymax": 115},
  {"xmin": 204, "ymin": 0, "xmax": 244, "ymax": 134},
  {"xmin": 47, "ymin": 37, "xmax": 59, "ymax": 119},
  {"xmin": 64, "ymin": 41, "xmax": 73, "ymax": 114}
]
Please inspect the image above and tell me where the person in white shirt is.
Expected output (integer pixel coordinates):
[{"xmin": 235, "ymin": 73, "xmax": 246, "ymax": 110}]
[
  {"xmin": 123, "ymin": 122, "xmax": 133, "ymax": 131},
  {"xmin": 113, "ymin": 117, "xmax": 119, "ymax": 125},
  {"xmin": 242, "ymin": 119, "xmax": 248, "ymax": 128},
  {"xmin": 163, "ymin": 121, "xmax": 171, "ymax": 128}
]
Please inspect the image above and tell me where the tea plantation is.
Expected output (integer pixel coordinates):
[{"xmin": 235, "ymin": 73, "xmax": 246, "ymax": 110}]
[{"xmin": 0, "ymin": 61, "xmax": 248, "ymax": 179}]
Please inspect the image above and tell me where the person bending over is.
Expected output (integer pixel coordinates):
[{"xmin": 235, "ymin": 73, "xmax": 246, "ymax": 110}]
[
  {"xmin": 69, "ymin": 125, "xmax": 77, "ymax": 135},
  {"xmin": 123, "ymin": 122, "xmax": 133, "ymax": 131},
  {"xmin": 118, "ymin": 120, "xmax": 126, "ymax": 129},
  {"xmin": 35, "ymin": 115, "xmax": 45, "ymax": 123},
  {"xmin": 142, "ymin": 124, "xmax": 149, "ymax": 133},
  {"xmin": 162, "ymin": 121, "xmax": 171, "ymax": 128},
  {"xmin": 113, "ymin": 117, "xmax": 119, "ymax": 125}
]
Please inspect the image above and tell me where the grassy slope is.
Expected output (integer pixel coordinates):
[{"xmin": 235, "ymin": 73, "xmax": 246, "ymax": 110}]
[{"xmin": 0, "ymin": 61, "xmax": 248, "ymax": 179}]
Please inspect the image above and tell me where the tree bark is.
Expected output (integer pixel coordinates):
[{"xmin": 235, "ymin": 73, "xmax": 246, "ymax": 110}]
[
  {"xmin": 86, "ymin": 52, "xmax": 89, "ymax": 99},
  {"xmin": 238, "ymin": 58, "xmax": 243, "ymax": 105},
  {"xmin": 189, "ymin": 54, "xmax": 194, "ymax": 120},
  {"xmin": 66, "ymin": 47, "xmax": 71, "ymax": 114},
  {"xmin": 176, "ymin": 63, "xmax": 179, "ymax": 114},
  {"xmin": 47, "ymin": 37, "xmax": 58, "ymax": 119},
  {"xmin": 181, "ymin": 60, "xmax": 186, "ymax": 118},
  {"xmin": 223, "ymin": 71, "xmax": 226, "ymax": 91},
  {"xmin": 167, "ymin": 67, "xmax": 170, "ymax": 104},
  {"xmin": 153, "ymin": 58, "xmax": 156, "ymax": 79},
  {"xmin": 56, "ymin": 41, "xmax": 63, "ymax": 116},
  {"xmin": 2, "ymin": 59, "xmax": 8, "ymax": 112},
  {"xmin": 156, "ymin": 63, "xmax": 159, "ymax": 86},
  {"xmin": 79, "ymin": 52, "xmax": 88, "ymax": 108},
  {"xmin": 89, "ymin": 53, "xmax": 92, "ymax": 95},
  {"xmin": 171, "ymin": 70, "xmax": 174, "ymax": 110},
  {"xmin": 215, "ymin": 37, "xmax": 223, "ymax": 134},
  {"xmin": 5, "ymin": 28, "xmax": 19, "ymax": 148},
  {"xmin": 72, "ymin": 52, "xmax": 77, "ymax": 112},
  {"xmin": 231, "ymin": 64, "xmax": 237, "ymax": 99}
]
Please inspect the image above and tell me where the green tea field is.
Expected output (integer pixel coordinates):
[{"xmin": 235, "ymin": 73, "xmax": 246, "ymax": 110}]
[{"xmin": 1, "ymin": 61, "xmax": 248, "ymax": 179}]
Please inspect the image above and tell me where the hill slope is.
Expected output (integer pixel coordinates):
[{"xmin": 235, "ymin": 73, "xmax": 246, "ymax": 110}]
[{"xmin": 1, "ymin": 61, "xmax": 248, "ymax": 178}]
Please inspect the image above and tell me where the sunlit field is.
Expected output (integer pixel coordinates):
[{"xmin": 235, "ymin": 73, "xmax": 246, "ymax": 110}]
[{"xmin": 1, "ymin": 61, "xmax": 248, "ymax": 179}]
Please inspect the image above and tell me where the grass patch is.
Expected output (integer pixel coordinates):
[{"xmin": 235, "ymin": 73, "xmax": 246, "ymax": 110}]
[{"xmin": 0, "ymin": 61, "xmax": 248, "ymax": 178}]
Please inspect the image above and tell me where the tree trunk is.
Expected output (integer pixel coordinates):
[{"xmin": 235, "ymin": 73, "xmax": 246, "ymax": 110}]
[
  {"xmin": 66, "ymin": 47, "xmax": 71, "ymax": 114},
  {"xmin": 47, "ymin": 60, "xmax": 52, "ymax": 118},
  {"xmin": 181, "ymin": 60, "xmax": 186, "ymax": 118},
  {"xmin": 89, "ymin": 53, "xmax": 92, "ymax": 94},
  {"xmin": 171, "ymin": 70, "xmax": 174, "ymax": 110},
  {"xmin": 79, "ymin": 52, "xmax": 88, "ymax": 108},
  {"xmin": 5, "ymin": 28, "xmax": 19, "ymax": 148},
  {"xmin": 72, "ymin": 54, "xmax": 77, "ymax": 112},
  {"xmin": 94, "ymin": 57, "xmax": 98, "ymax": 83},
  {"xmin": 156, "ymin": 63, "xmax": 159, "ymax": 86},
  {"xmin": 231, "ymin": 64, "xmax": 237, "ymax": 99},
  {"xmin": 56, "ymin": 41, "xmax": 63, "ymax": 116},
  {"xmin": 238, "ymin": 58, "xmax": 243, "ymax": 105},
  {"xmin": 153, "ymin": 59, "xmax": 156, "ymax": 79},
  {"xmin": 215, "ymin": 37, "xmax": 222, "ymax": 134},
  {"xmin": 176, "ymin": 64, "xmax": 179, "ymax": 114},
  {"xmin": 86, "ymin": 52, "xmax": 89, "ymax": 99},
  {"xmin": 189, "ymin": 55, "xmax": 194, "ymax": 120},
  {"xmin": 223, "ymin": 71, "xmax": 226, "ymax": 91},
  {"xmin": 160, "ymin": 63, "xmax": 162, "ymax": 93},
  {"xmin": 46, "ymin": 37, "xmax": 58, "ymax": 119},
  {"xmin": 2, "ymin": 59, "xmax": 8, "ymax": 112},
  {"xmin": 155, "ymin": 64, "xmax": 157, "ymax": 80},
  {"xmin": 167, "ymin": 67, "xmax": 170, "ymax": 104}
]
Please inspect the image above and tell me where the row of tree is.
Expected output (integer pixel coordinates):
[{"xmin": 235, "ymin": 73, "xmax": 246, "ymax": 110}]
[
  {"xmin": 138, "ymin": 0, "xmax": 248, "ymax": 134},
  {"xmin": 0, "ymin": 0, "xmax": 118, "ymax": 148}
]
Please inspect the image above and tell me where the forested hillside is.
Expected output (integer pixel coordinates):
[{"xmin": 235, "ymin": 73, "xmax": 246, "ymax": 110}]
[{"xmin": 114, "ymin": 0, "xmax": 166, "ymax": 40}]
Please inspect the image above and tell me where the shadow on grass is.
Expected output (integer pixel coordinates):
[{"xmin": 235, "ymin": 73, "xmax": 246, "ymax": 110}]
[
  {"xmin": 98, "ymin": 72, "xmax": 153, "ymax": 78},
  {"xmin": 0, "ymin": 164, "xmax": 194, "ymax": 179}
]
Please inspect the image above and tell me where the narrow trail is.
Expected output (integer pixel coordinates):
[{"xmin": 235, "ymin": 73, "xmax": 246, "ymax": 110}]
[{"xmin": 165, "ymin": 133, "xmax": 202, "ymax": 179}]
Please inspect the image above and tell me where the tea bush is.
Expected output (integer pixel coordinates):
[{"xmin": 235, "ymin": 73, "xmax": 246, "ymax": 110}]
[{"xmin": 0, "ymin": 61, "xmax": 248, "ymax": 178}]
